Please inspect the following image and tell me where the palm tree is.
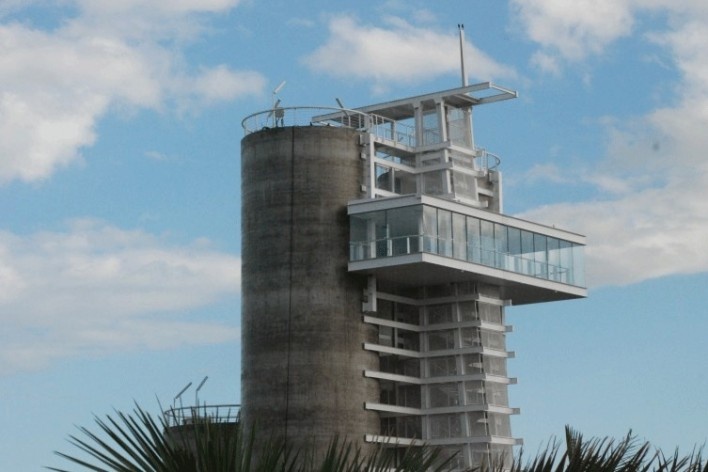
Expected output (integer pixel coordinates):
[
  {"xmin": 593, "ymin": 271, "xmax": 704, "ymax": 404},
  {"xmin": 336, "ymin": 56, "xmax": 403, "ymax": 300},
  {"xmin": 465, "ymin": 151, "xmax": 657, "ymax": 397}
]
[
  {"xmin": 48, "ymin": 404, "xmax": 451, "ymax": 472},
  {"xmin": 509, "ymin": 427, "xmax": 708, "ymax": 472},
  {"xmin": 50, "ymin": 406, "xmax": 708, "ymax": 472}
]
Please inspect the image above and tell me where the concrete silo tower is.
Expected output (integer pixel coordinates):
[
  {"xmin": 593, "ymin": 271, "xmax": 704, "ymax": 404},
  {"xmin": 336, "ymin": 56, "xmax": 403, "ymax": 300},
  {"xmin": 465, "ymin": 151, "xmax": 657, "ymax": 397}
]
[{"xmin": 240, "ymin": 84, "xmax": 586, "ymax": 468}]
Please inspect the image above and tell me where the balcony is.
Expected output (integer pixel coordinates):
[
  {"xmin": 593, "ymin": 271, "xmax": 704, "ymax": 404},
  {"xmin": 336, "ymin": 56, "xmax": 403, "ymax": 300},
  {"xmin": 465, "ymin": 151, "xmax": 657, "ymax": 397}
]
[{"xmin": 348, "ymin": 195, "xmax": 587, "ymax": 305}]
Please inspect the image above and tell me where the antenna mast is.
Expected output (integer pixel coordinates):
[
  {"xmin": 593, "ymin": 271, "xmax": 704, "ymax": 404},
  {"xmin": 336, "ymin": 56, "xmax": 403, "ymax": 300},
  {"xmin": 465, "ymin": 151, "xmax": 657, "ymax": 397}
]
[{"xmin": 458, "ymin": 24, "xmax": 468, "ymax": 86}]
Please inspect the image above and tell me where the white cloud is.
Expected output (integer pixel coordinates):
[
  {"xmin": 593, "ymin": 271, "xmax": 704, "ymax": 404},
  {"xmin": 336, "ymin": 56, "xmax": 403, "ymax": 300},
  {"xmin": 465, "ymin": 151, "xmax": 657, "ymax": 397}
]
[
  {"xmin": 520, "ymin": 172, "xmax": 708, "ymax": 288},
  {"xmin": 521, "ymin": 163, "xmax": 572, "ymax": 185},
  {"xmin": 523, "ymin": 2, "xmax": 708, "ymax": 286},
  {"xmin": 513, "ymin": 0, "xmax": 708, "ymax": 70},
  {"xmin": 510, "ymin": 2, "xmax": 708, "ymax": 288},
  {"xmin": 0, "ymin": 220, "xmax": 240, "ymax": 375},
  {"xmin": 74, "ymin": 0, "xmax": 239, "ymax": 15},
  {"xmin": 511, "ymin": 0, "xmax": 635, "ymax": 63},
  {"xmin": 0, "ymin": 1, "xmax": 265, "ymax": 184},
  {"xmin": 180, "ymin": 66, "xmax": 267, "ymax": 108},
  {"xmin": 302, "ymin": 15, "xmax": 516, "ymax": 92}
]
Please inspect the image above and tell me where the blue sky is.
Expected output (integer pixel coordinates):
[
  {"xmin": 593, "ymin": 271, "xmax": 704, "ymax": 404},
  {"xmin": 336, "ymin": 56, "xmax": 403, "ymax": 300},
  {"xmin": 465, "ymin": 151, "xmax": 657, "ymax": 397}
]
[{"xmin": 1, "ymin": 0, "xmax": 707, "ymax": 469}]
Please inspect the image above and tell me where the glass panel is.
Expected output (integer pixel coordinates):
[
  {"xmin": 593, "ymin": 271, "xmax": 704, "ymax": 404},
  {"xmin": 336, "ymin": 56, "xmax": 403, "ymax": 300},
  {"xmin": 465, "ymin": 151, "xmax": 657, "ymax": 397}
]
[
  {"xmin": 422, "ymin": 206, "xmax": 438, "ymax": 253},
  {"xmin": 381, "ymin": 417, "xmax": 396, "ymax": 436},
  {"xmin": 427, "ymin": 304, "xmax": 454, "ymax": 324},
  {"xmin": 458, "ymin": 301, "xmax": 478, "ymax": 322},
  {"xmin": 395, "ymin": 303, "xmax": 419, "ymax": 324},
  {"xmin": 452, "ymin": 170, "xmax": 477, "ymax": 201},
  {"xmin": 429, "ymin": 414, "xmax": 463, "ymax": 439},
  {"xmin": 349, "ymin": 214, "xmax": 368, "ymax": 260},
  {"xmin": 506, "ymin": 226, "xmax": 521, "ymax": 272},
  {"xmin": 438, "ymin": 447, "xmax": 465, "ymax": 471},
  {"xmin": 429, "ymin": 383, "xmax": 460, "ymax": 408},
  {"xmin": 375, "ymin": 299, "xmax": 394, "ymax": 320},
  {"xmin": 520, "ymin": 230, "xmax": 534, "ymax": 276},
  {"xmin": 573, "ymin": 244, "xmax": 585, "ymax": 286},
  {"xmin": 484, "ymin": 356, "xmax": 507, "ymax": 377},
  {"xmin": 485, "ymin": 382, "xmax": 509, "ymax": 406},
  {"xmin": 399, "ymin": 385, "xmax": 421, "ymax": 408},
  {"xmin": 447, "ymin": 106, "xmax": 472, "ymax": 147},
  {"xmin": 398, "ymin": 416, "xmax": 422, "ymax": 439},
  {"xmin": 467, "ymin": 216, "xmax": 481, "ymax": 263},
  {"xmin": 428, "ymin": 356, "xmax": 458, "ymax": 377},
  {"xmin": 559, "ymin": 240, "xmax": 571, "ymax": 284},
  {"xmin": 375, "ymin": 164, "xmax": 392, "ymax": 192},
  {"xmin": 375, "ymin": 213, "xmax": 389, "ymax": 258},
  {"xmin": 378, "ymin": 326, "xmax": 393, "ymax": 347},
  {"xmin": 428, "ymin": 330, "xmax": 456, "ymax": 351},
  {"xmin": 488, "ymin": 413, "xmax": 511, "ymax": 437},
  {"xmin": 453, "ymin": 212, "xmax": 467, "ymax": 260},
  {"xmin": 422, "ymin": 109, "xmax": 441, "ymax": 145},
  {"xmin": 426, "ymin": 283, "xmax": 455, "ymax": 298},
  {"xmin": 534, "ymin": 233, "xmax": 547, "ymax": 278},
  {"xmin": 429, "ymin": 415, "xmax": 449, "ymax": 439},
  {"xmin": 481, "ymin": 330, "xmax": 506, "ymax": 351},
  {"xmin": 397, "ymin": 329, "xmax": 420, "ymax": 350},
  {"xmin": 388, "ymin": 206, "xmax": 421, "ymax": 255},
  {"xmin": 494, "ymin": 223, "xmax": 507, "ymax": 269},
  {"xmin": 480, "ymin": 220, "xmax": 495, "ymax": 266},
  {"xmin": 380, "ymin": 380, "xmax": 395, "ymax": 404},
  {"xmin": 490, "ymin": 445, "xmax": 513, "ymax": 468},
  {"xmin": 479, "ymin": 303, "xmax": 503, "ymax": 325},
  {"xmin": 460, "ymin": 327, "xmax": 482, "ymax": 348},
  {"xmin": 402, "ymin": 358, "xmax": 421, "ymax": 377},
  {"xmin": 437, "ymin": 209, "xmax": 453, "ymax": 257},
  {"xmin": 471, "ymin": 445, "xmax": 492, "ymax": 469},
  {"xmin": 467, "ymin": 412, "xmax": 488, "ymax": 436},
  {"xmin": 395, "ymin": 117, "xmax": 416, "ymax": 146},
  {"xmin": 457, "ymin": 281, "xmax": 476, "ymax": 295},
  {"xmin": 463, "ymin": 354, "xmax": 484, "ymax": 374},
  {"xmin": 464, "ymin": 380, "xmax": 485, "ymax": 405},
  {"xmin": 380, "ymin": 356, "xmax": 421, "ymax": 377},
  {"xmin": 423, "ymin": 170, "xmax": 444, "ymax": 195},
  {"xmin": 547, "ymin": 237, "xmax": 561, "ymax": 281},
  {"xmin": 395, "ymin": 169, "xmax": 417, "ymax": 195}
]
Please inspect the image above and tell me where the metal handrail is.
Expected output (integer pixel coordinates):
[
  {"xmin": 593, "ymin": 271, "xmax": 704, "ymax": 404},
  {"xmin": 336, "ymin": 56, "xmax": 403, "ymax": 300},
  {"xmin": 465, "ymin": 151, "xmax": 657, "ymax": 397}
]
[
  {"xmin": 241, "ymin": 106, "xmax": 370, "ymax": 134},
  {"xmin": 241, "ymin": 107, "xmax": 502, "ymax": 172},
  {"xmin": 476, "ymin": 149, "xmax": 501, "ymax": 170},
  {"xmin": 163, "ymin": 403, "xmax": 241, "ymax": 427}
]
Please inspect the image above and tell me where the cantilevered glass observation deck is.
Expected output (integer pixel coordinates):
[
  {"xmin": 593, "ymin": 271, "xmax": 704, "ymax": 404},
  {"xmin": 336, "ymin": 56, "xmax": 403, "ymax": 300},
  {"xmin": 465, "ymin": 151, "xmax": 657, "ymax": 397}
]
[{"xmin": 349, "ymin": 195, "xmax": 585, "ymax": 305}]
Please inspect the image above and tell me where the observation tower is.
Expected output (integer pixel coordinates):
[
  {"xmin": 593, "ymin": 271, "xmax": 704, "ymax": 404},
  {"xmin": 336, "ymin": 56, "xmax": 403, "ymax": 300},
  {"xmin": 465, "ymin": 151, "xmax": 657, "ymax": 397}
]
[{"xmin": 240, "ymin": 82, "xmax": 586, "ymax": 469}]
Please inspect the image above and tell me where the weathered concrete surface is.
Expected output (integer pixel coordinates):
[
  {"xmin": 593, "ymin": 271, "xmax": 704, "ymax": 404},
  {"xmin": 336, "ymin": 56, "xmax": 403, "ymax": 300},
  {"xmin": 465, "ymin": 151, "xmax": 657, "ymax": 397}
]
[{"xmin": 241, "ymin": 126, "xmax": 379, "ymax": 456}]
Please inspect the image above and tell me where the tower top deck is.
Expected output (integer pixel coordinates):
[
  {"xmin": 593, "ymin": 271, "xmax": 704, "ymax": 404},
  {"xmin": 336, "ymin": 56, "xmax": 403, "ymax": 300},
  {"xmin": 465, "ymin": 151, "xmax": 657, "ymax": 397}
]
[
  {"xmin": 241, "ymin": 82, "xmax": 518, "ymax": 134},
  {"xmin": 327, "ymin": 82, "xmax": 518, "ymax": 122}
]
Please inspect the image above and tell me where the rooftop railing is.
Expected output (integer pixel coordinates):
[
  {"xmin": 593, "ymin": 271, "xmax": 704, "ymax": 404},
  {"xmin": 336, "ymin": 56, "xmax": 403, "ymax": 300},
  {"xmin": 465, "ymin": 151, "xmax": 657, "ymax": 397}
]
[
  {"xmin": 163, "ymin": 404, "xmax": 240, "ymax": 427},
  {"xmin": 241, "ymin": 107, "xmax": 502, "ymax": 171},
  {"xmin": 241, "ymin": 106, "xmax": 370, "ymax": 135}
]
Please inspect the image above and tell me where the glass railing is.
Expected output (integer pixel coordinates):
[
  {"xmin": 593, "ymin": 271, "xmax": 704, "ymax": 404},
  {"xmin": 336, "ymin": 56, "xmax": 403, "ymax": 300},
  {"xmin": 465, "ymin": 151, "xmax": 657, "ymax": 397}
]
[
  {"xmin": 368, "ymin": 114, "xmax": 416, "ymax": 147},
  {"xmin": 350, "ymin": 234, "xmax": 582, "ymax": 286}
]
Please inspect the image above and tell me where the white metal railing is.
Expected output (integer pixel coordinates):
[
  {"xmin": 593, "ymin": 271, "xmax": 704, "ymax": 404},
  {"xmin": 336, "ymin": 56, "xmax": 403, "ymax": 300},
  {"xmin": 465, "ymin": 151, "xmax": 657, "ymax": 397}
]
[
  {"xmin": 241, "ymin": 107, "xmax": 502, "ymax": 172},
  {"xmin": 368, "ymin": 113, "xmax": 416, "ymax": 147},
  {"xmin": 475, "ymin": 150, "xmax": 501, "ymax": 170},
  {"xmin": 241, "ymin": 106, "xmax": 370, "ymax": 135}
]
